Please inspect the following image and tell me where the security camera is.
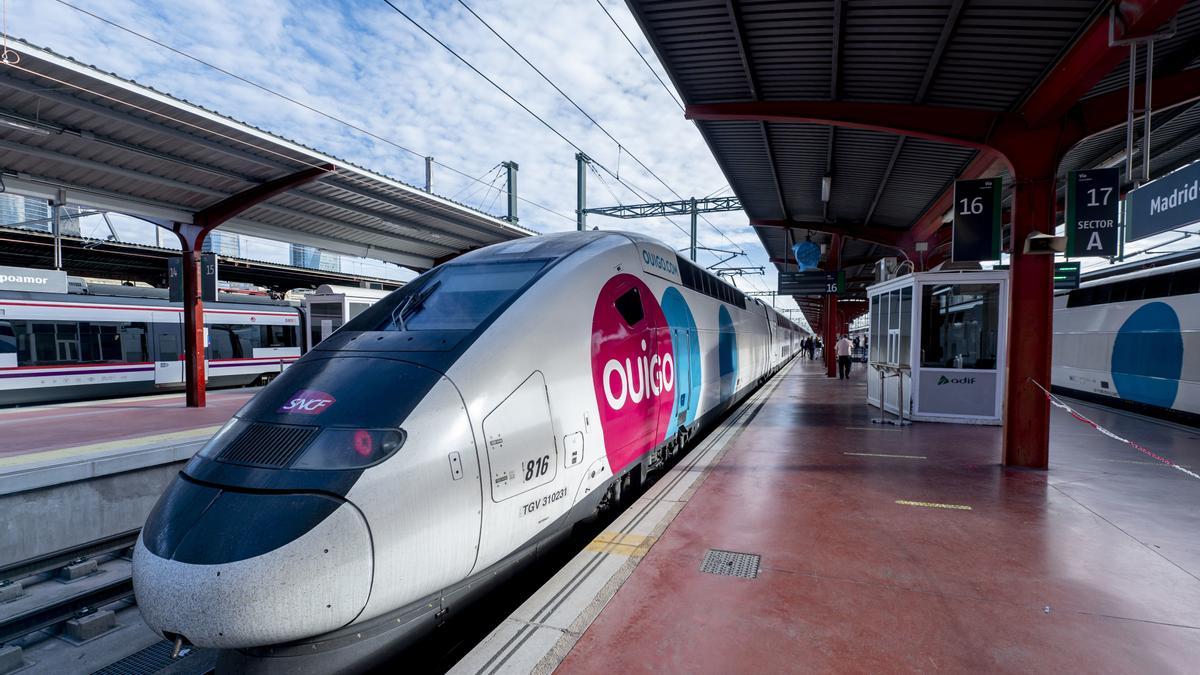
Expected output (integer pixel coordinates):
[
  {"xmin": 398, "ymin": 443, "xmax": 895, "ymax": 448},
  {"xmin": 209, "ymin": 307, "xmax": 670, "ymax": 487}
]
[{"xmin": 1024, "ymin": 231, "xmax": 1066, "ymax": 255}]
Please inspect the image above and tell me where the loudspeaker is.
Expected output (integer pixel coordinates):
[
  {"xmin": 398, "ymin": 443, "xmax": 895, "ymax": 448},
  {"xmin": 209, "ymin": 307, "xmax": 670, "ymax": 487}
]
[{"xmin": 1023, "ymin": 231, "xmax": 1066, "ymax": 255}]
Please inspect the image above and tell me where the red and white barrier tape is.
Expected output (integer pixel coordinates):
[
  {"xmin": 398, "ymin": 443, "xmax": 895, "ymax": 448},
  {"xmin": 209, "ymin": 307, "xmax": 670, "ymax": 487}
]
[{"xmin": 1029, "ymin": 379, "xmax": 1199, "ymax": 481}]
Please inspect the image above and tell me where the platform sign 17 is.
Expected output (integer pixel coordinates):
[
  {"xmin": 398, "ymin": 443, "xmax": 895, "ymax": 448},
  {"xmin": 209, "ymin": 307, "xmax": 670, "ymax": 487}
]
[
  {"xmin": 1066, "ymin": 168, "xmax": 1119, "ymax": 257},
  {"xmin": 952, "ymin": 177, "xmax": 1001, "ymax": 262}
]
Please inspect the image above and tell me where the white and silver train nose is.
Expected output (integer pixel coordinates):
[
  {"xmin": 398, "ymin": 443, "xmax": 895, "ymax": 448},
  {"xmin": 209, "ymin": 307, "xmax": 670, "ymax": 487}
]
[{"xmin": 133, "ymin": 487, "xmax": 372, "ymax": 648}]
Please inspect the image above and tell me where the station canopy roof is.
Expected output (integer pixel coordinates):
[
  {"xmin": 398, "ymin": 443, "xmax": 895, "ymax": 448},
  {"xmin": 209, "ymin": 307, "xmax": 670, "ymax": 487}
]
[
  {"xmin": 0, "ymin": 39, "xmax": 533, "ymax": 272},
  {"xmin": 625, "ymin": 0, "xmax": 1200, "ymax": 328}
]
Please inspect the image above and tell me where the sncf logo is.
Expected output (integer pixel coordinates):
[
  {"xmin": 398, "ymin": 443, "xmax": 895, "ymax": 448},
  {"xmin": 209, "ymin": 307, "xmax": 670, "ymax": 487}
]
[
  {"xmin": 278, "ymin": 389, "xmax": 336, "ymax": 414},
  {"xmin": 602, "ymin": 338, "xmax": 675, "ymax": 411},
  {"xmin": 936, "ymin": 375, "xmax": 976, "ymax": 385}
]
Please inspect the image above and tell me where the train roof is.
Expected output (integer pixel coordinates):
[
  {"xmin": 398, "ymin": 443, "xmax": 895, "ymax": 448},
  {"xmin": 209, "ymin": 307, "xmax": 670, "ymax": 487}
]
[{"xmin": 1077, "ymin": 256, "xmax": 1200, "ymax": 290}]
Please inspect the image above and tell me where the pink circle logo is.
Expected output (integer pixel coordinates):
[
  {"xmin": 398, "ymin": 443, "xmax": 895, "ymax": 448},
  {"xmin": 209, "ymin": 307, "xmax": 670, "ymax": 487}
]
[{"xmin": 591, "ymin": 274, "xmax": 674, "ymax": 473}]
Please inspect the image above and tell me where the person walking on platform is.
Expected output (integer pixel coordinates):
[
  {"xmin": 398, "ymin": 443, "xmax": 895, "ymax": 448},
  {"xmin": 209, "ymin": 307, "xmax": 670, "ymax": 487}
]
[{"xmin": 836, "ymin": 334, "xmax": 853, "ymax": 380}]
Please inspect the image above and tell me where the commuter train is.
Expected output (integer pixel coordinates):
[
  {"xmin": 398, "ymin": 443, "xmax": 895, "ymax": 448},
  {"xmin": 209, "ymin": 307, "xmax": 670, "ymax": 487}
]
[
  {"xmin": 0, "ymin": 284, "xmax": 302, "ymax": 406},
  {"xmin": 133, "ymin": 231, "xmax": 801, "ymax": 672},
  {"xmin": 1052, "ymin": 257, "xmax": 1199, "ymax": 424}
]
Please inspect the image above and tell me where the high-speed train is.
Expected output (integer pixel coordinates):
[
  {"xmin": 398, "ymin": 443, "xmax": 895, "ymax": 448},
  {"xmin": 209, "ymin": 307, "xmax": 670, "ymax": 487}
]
[
  {"xmin": 0, "ymin": 283, "xmax": 302, "ymax": 406},
  {"xmin": 1052, "ymin": 256, "xmax": 1199, "ymax": 424},
  {"xmin": 133, "ymin": 230, "xmax": 801, "ymax": 672}
]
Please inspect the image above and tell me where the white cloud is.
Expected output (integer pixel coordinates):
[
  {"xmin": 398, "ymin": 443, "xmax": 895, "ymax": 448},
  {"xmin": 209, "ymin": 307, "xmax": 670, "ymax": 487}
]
[{"xmin": 7, "ymin": 0, "xmax": 793, "ymax": 308}]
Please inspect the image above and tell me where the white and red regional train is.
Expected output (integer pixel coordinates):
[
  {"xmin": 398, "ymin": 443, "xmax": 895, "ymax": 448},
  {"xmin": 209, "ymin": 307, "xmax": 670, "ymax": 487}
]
[
  {"xmin": 133, "ymin": 231, "xmax": 801, "ymax": 672},
  {"xmin": 0, "ymin": 284, "xmax": 302, "ymax": 406}
]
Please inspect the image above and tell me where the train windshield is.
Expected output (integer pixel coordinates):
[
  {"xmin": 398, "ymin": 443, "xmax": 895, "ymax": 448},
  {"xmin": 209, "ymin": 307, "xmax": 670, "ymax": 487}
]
[{"xmin": 343, "ymin": 259, "xmax": 548, "ymax": 333}]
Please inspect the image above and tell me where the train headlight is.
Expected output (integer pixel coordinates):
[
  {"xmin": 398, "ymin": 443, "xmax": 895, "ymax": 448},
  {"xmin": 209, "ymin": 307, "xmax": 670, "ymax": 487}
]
[{"xmin": 291, "ymin": 427, "xmax": 406, "ymax": 470}]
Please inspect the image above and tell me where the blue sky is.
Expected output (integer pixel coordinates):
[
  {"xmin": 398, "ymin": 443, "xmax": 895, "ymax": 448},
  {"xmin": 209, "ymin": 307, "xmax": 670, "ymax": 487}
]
[{"xmin": 8, "ymin": 0, "xmax": 802, "ymax": 318}]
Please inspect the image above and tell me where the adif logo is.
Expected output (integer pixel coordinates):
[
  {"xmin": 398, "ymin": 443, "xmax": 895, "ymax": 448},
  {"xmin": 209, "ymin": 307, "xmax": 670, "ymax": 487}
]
[
  {"xmin": 602, "ymin": 338, "xmax": 675, "ymax": 411},
  {"xmin": 937, "ymin": 375, "xmax": 976, "ymax": 385},
  {"xmin": 278, "ymin": 389, "xmax": 336, "ymax": 414}
]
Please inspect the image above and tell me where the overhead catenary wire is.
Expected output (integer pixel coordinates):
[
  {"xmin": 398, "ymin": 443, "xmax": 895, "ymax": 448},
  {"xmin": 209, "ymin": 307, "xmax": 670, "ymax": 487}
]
[
  {"xmin": 591, "ymin": 0, "xmax": 684, "ymax": 113},
  {"xmin": 385, "ymin": 1, "xmax": 732, "ymax": 265},
  {"xmin": 457, "ymin": 0, "xmax": 746, "ymax": 258},
  {"xmin": 46, "ymin": 0, "xmax": 572, "ymax": 227}
]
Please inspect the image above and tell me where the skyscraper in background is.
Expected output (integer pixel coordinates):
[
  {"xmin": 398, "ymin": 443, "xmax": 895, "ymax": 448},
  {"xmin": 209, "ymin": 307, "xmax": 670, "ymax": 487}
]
[
  {"xmin": 202, "ymin": 231, "xmax": 242, "ymax": 257},
  {"xmin": 291, "ymin": 244, "xmax": 341, "ymax": 272},
  {"xmin": 0, "ymin": 194, "xmax": 52, "ymax": 231}
]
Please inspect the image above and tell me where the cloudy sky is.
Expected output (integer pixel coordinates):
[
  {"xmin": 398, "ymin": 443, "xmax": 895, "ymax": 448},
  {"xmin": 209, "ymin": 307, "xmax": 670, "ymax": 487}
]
[{"xmin": 7, "ymin": 0, "xmax": 800, "ymax": 316}]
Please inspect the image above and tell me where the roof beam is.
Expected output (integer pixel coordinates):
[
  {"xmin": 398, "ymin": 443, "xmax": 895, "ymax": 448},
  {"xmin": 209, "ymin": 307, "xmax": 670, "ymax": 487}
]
[
  {"xmin": 687, "ymin": 101, "xmax": 998, "ymax": 150},
  {"xmin": 291, "ymin": 189, "xmax": 488, "ymax": 247},
  {"xmin": 725, "ymin": 0, "xmax": 759, "ymax": 99},
  {"xmin": 751, "ymin": 218, "xmax": 903, "ymax": 248},
  {"xmin": 195, "ymin": 165, "xmax": 333, "ymax": 229},
  {"xmin": 321, "ymin": 178, "xmax": 510, "ymax": 243},
  {"xmin": 1076, "ymin": 67, "xmax": 1200, "ymax": 137},
  {"xmin": 1021, "ymin": 0, "xmax": 1188, "ymax": 128},
  {"xmin": 761, "ymin": 123, "xmax": 790, "ymax": 220},
  {"xmin": 863, "ymin": 0, "xmax": 964, "ymax": 228},
  {"xmin": 0, "ymin": 138, "xmax": 458, "ymax": 254},
  {"xmin": 0, "ymin": 71, "xmax": 296, "ymax": 173}
]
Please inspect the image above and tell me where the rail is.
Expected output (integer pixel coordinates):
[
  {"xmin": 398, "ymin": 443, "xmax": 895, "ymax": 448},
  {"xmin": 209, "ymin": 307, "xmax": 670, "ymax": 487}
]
[
  {"xmin": 0, "ymin": 576, "xmax": 134, "ymax": 645},
  {"xmin": 0, "ymin": 529, "xmax": 139, "ymax": 584},
  {"xmin": 0, "ymin": 529, "xmax": 140, "ymax": 646}
]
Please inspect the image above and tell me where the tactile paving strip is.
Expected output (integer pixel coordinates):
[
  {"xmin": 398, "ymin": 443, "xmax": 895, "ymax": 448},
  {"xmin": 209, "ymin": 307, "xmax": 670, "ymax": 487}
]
[{"xmin": 699, "ymin": 549, "xmax": 761, "ymax": 579}]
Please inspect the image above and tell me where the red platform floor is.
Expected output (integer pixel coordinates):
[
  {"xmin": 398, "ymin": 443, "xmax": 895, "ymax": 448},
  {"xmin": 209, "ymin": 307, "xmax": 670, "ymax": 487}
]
[
  {"xmin": 0, "ymin": 389, "xmax": 253, "ymax": 459},
  {"xmin": 560, "ymin": 361, "xmax": 1200, "ymax": 673}
]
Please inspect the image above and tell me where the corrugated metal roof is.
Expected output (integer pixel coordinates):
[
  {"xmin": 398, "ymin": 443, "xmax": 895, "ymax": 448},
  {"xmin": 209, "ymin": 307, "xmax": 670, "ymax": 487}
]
[
  {"xmin": 0, "ymin": 39, "xmax": 533, "ymax": 271},
  {"xmin": 626, "ymin": 0, "xmax": 1200, "ymax": 329}
]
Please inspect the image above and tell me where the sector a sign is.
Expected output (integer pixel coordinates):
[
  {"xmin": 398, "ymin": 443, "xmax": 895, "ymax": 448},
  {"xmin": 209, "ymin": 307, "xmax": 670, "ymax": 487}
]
[
  {"xmin": 1066, "ymin": 168, "xmax": 1119, "ymax": 257},
  {"xmin": 952, "ymin": 177, "xmax": 1001, "ymax": 262}
]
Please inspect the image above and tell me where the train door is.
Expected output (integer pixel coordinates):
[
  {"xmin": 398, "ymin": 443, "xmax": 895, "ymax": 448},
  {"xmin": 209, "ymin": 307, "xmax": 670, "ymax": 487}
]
[
  {"xmin": 672, "ymin": 325, "xmax": 691, "ymax": 429},
  {"xmin": 153, "ymin": 323, "xmax": 184, "ymax": 386}
]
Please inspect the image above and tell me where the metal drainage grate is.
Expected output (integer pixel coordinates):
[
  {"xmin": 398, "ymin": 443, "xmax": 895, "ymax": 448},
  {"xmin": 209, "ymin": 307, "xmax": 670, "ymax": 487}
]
[
  {"xmin": 91, "ymin": 639, "xmax": 192, "ymax": 675},
  {"xmin": 699, "ymin": 549, "xmax": 761, "ymax": 579}
]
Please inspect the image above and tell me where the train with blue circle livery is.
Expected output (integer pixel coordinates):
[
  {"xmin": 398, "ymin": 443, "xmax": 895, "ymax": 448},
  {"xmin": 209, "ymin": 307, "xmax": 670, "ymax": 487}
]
[{"xmin": 1052, "ymin": 256, "xmax": 1199, "ymax": 425}]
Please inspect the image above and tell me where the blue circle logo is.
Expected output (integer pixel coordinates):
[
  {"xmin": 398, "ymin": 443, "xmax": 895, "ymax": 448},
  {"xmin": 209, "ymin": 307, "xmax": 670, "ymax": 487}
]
[{"xmin": 1111, "ymin": 301, "xmax": 1182, "ymax": 409}]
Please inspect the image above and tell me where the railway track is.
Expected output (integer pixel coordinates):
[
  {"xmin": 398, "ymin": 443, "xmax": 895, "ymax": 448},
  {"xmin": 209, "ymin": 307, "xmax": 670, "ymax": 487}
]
[{"xmin": 0, "ymin": 530, "xmax": 215, "ymax": 674}]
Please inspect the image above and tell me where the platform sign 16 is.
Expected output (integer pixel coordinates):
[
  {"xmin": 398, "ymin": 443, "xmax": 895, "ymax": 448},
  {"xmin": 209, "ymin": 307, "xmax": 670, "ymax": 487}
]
[
  {"xmin": 952, "ymin": 177, "xmax": 1001, "ymax": 262},
  {"xmin": 1066, "ymin": 168, "xmax": 1119, "ymax": 257}
]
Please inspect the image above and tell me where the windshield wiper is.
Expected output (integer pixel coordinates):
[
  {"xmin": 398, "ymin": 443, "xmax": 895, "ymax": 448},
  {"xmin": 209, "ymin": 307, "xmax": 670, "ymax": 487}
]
[{"xmin": 390, "ymin": 280, "xmax": 441, "ymax": 331}]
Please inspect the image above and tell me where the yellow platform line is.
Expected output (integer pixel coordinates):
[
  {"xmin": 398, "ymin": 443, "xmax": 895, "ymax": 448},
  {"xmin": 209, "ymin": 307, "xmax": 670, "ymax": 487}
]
[
  {"xmin": 845, "ymin": 452, "xmax": 926, "ymax": 460},
  {"xmin": 895, "ymin": 500, "xmax": 972, "ymax": 511},
  {"xmin": 584, "ymin": 531, "xmax": 658, "ymax": 558},
  {"xmin": 0, "ymin": 425, "xmax": 221, "ymax": 469}
]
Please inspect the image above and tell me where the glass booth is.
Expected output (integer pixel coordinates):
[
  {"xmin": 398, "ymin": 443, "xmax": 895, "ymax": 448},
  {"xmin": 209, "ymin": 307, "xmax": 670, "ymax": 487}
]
[{"xmin": 866, "ymin": 270, "xmax": 1008, "ymax": 424}]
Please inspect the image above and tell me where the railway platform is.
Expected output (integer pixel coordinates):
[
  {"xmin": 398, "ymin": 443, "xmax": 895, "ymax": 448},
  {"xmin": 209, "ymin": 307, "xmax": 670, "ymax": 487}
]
[
  {"xmin": 456, "ymin": 359, "xmax": 1200, "ymax": 673},
  {"xmin": 0, "ymin": 389, "xmax": 251, "ymax": 567}
]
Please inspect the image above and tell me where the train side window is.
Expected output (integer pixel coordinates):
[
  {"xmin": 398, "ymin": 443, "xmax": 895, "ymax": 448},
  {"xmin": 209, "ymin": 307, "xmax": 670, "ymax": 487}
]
[
  {"xmin": 1144, "ymin": 273, "xmax": 1171, "ymax": 300},
  {"xmin": 615, "ymin": 287, "xmax": 645, "ymax": 326},
  {"xmin": 1171, "ymin": 269, "xmax": 1199, "ymax": 296}
]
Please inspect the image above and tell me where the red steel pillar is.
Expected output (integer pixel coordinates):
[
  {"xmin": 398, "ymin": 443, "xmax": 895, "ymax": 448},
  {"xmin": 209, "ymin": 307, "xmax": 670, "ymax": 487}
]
[
  {"xmin": 1000, "ymin": 142, "xmax": 1059, "ymax": 468},
  {"xmin": 179, "ymin": 235, "xmax": 207, "ymax": 407},
  {"xmin": 163, "ymin": 164, "xmax": 333, "ymax": 407}
]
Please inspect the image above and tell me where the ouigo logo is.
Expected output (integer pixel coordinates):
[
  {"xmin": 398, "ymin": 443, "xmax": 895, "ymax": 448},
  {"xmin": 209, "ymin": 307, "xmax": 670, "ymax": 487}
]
[
  {"xmin": 591, "ymin": 275, "xmax": 674, "ymax": 473},
  {"xmin": 937, "ymin": 375, "xmax": 976, "ymax": 385},
  {"xmin": 278, "ymin": 389, "xmax": 336, "ymax": 415}
]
